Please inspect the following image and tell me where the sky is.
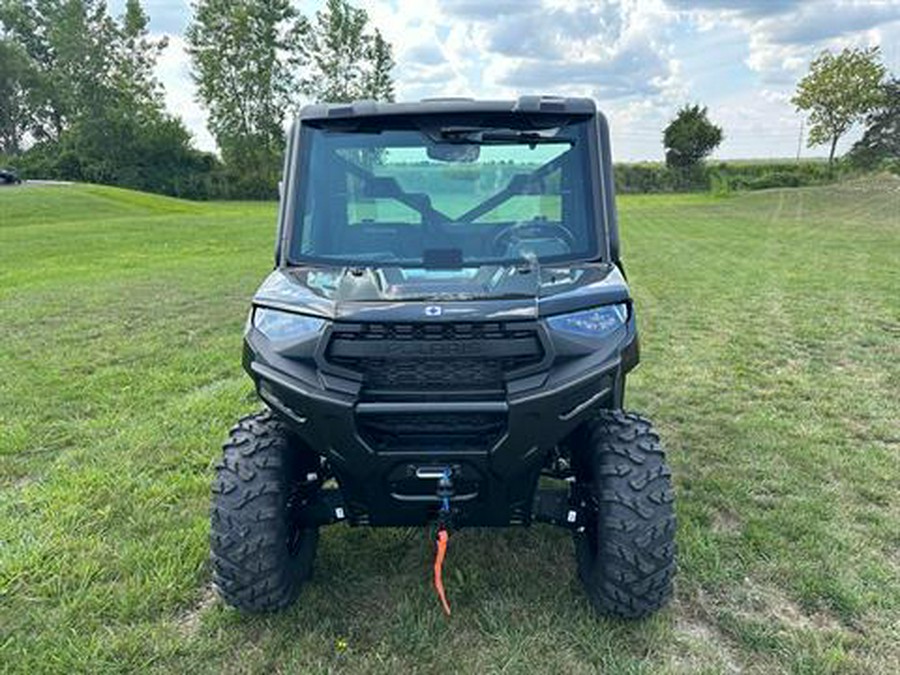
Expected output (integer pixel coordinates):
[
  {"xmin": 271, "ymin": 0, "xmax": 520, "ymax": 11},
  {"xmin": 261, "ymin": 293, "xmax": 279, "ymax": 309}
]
[{"xmin": 112, "ymin": 0, "xmax": 900, "ymax": 161}]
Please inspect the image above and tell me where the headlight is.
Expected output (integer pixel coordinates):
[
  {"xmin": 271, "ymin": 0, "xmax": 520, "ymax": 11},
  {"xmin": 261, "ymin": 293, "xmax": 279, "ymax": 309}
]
[
  {"xmin": 252, "ymin": 307, "xmax": 325, "ymax": 341},
  {"xmin": 547, "ymin": 304, "xmax": 628, "ymax": 339}
]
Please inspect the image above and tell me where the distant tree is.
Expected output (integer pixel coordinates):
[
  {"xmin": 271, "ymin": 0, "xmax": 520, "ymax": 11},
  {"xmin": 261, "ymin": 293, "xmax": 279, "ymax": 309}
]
[
  {"xmin": 299, "ymin": 0, "xmax": 395, "ymax": 103},
  {"xmin": 1, "ymin": 0, "xmax": 83, "ymax": 141},
  {"xmin": 1, "ymin": 0, "xmax": 213, "ymax": 197},
  {"xmin": 848, "ymin": 78, "xmax": 900, "ymax": 170},
  {"xmin": 116, "ymin": 0, "xmax": 169, "ymax": 110},
  {"xmin": 186, "ymin": 0, "xmax": 305, "ymax": 195},
  {"xmin": 186, "ymin": 0, "xmax": 395, "ymax": 196},
  {"xmin": 364, "ymin": 29, "xmax": 395, "ymax": 102},
  {"xmin": 663, "ymin": 104, "xmax": 723, "ymax": 168},
  {"xmin": 793, "ymin": 47, "xmax": 886, "ymax": 166},
  {"xmin": 0, "ymin": 0, "xmax": 168, "ymax": 142},
  {"xmin": 0, "ymin": 39, "xmax": 38, "ymax": 154}
]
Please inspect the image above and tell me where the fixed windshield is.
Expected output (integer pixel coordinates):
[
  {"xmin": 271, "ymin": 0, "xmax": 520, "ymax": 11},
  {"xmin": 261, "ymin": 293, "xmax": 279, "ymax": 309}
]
[{"xmin": 288, "ymin": 114, "xmax": 600, "ymax": 267}]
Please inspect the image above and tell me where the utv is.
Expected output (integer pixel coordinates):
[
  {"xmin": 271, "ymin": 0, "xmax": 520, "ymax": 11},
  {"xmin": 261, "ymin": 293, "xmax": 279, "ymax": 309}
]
[{"xmin": 211, "ymin": 96, "xmax": 675, "ymax": 619}]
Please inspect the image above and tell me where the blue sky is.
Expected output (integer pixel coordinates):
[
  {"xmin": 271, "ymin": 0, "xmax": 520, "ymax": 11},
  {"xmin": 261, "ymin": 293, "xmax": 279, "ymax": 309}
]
[{"xmin": 113, "ymin": 0, "xmax": 900, "ymax": 161}]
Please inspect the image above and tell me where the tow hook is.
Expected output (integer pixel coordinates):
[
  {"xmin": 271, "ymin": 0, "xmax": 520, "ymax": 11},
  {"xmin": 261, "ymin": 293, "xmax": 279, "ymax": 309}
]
[{"xmin": 436, "ymin": 468, "xmax": 453, "ymax": 520}]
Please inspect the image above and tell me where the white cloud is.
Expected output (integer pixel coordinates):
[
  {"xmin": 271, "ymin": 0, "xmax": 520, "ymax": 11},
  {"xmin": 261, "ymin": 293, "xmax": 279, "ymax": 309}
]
[
  {"xmin": 497, "ymin": 40, "xmax": 671, "ymax": 99},
  {"xmin": 665, "ymin": 0, "xmax": 802, "ymax": 17},
  {"xmin": 758, "ymin": 2, "xmax": 900, "ymax": 45},
  {"xmin": 680, "ymin": 0, "xmax": 900, "ymax": 83},
  {"xmin": 437, "ymin": 0, "xmax": 542, "ymax": 19},
  {"xmin": 140, "ymin": 0, "xmax": 899, "ymax": 160}
]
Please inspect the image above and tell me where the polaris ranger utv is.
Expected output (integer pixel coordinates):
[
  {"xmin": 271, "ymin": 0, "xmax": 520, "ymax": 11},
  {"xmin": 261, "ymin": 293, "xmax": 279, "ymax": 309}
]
[{"xmin": 211, "ymin": 96, "xmax": 675, "ymax": 619}]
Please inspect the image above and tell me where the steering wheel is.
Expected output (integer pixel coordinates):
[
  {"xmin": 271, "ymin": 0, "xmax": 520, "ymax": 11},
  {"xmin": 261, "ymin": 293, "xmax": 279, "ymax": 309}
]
[{"xmin": 490, "ymin": 220, "xmax": 576, "ymax": 256}]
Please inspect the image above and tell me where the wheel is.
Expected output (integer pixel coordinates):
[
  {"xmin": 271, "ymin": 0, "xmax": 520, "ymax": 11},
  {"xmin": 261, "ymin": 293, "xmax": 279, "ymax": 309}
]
[
  {"xmin": 573, "ymin": 410, "xmax": 676, "ymax": 618},
  {"xmin": 210, "ymin": 410, "xmax": 320, "ymax": 611}
]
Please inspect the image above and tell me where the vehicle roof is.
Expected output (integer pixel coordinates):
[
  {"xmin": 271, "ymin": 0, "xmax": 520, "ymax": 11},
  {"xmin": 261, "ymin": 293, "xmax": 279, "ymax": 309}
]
[{"xmin": 297, "ymin": 96, "xmax": 597, "ymax": 121}]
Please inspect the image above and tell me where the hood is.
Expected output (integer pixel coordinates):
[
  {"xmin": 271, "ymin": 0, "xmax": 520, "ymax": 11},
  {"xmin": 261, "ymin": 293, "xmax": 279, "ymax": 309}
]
[{"xmin": 253, "ymin": 263, "xmax": 630, "ymax": 322}]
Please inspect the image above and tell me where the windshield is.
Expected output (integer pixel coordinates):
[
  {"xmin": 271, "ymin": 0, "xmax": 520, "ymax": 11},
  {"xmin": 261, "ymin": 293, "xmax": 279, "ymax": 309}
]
[{"xmin": 287, "ymin": 114, "xmax": 600, "ymax": 267}]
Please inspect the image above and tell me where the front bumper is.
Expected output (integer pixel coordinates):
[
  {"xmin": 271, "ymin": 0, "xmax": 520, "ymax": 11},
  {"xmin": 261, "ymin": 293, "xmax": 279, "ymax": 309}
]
[{"xmin": 244, "ymin": 318, "xmax": 638, "ymax": 527}]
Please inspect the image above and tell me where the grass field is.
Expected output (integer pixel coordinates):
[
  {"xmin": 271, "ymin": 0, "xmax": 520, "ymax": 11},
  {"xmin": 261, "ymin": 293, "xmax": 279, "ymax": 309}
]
[{"xmin": 1, "ymin": 179, "xmax": 899, "ymax": 674}]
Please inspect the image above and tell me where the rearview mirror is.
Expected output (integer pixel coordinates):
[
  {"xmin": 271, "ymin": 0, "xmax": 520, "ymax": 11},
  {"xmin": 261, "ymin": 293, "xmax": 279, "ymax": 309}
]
[{"xmin": 427, "ymin": 143, "xmax": 480, "ymax": 163}]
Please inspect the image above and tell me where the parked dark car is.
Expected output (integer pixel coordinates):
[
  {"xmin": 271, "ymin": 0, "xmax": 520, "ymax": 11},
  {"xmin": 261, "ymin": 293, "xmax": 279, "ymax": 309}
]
[{"xmin": 0, "ymin": 168, "xmax": 22, "ymax": 184}]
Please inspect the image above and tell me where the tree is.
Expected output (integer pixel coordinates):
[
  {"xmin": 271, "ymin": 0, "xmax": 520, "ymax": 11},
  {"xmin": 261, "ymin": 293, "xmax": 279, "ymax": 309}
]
[
  {"xmin": 364, "ymin": 29, "xmax": 395, "ymax": 102},
  {"xmin": 793, "ymin": 47, "xmax": 886, "ymax": 166},
  {"xmin": 187, "ymin": 0, "xmax": 306, "ymax": 195},
  {"xmin": 663, "ymin": 104, "xmax": 723, "ymax": 168},
  {"xmin": 116, "ymin": 0, "xmax": 169, "ymax": 110},
  {"xmin": 1, "ymin": 0, "xmax": 214, "ymax": 197},
  {"xmin": 2, "ymin": 0, "xmax": 123, "ymax": 139},
  {"xmin": 299, "ymin": 0, "xmax": 396, "ymax": 103},
  {"xmin": 186, "ymin": 0, "xmax": 395, "ymax": 196},
  {"xmin": 0, "ymin": 38, "xmax": 38, "ymax": 154},
  {"xmin": 1, "ymin": 0, "xmax": 76, "ymax": 141},
  {"xmin": 848, "ymin": 78, "xmax": 900, "ymax": 170},
  {"xmin": 0, "ymin": 0, "xmax": 168, "ymax": 143}
]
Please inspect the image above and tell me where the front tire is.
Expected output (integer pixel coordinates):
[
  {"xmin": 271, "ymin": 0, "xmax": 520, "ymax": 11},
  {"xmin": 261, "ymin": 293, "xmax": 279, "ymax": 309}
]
[
  {"xmin": 573, "ymin": 410, "xmax": 676, "ymax": 618},
  {"xmin": 210, "ymin": 410, "xmax": 320, "ymax": 612}
]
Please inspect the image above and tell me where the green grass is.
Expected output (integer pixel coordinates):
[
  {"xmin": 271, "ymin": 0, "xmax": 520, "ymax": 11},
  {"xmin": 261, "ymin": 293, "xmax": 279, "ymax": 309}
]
[{"xmin": 1, "ymin": 178, "xmax": 899, "ymax": 673}]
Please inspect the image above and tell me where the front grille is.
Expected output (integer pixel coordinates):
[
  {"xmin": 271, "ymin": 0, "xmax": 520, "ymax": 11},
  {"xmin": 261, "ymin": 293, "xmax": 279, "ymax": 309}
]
[
  {"xmin": 357, "ymin": 412, "xmax": 506, "ymax": 453},
  {"xmin": 366, "ymin": 359, "xmax": 502, "ymax": 390},
  {"xmin": 326, "ymin": 321, "xmax": 543, "ymax": 395}
]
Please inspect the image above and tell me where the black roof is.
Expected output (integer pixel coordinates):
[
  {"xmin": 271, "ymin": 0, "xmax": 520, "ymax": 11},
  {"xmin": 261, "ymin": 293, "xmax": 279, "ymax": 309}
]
[{"xmin": 297, "ymin": 96, "xmax": 597, "ymax": 121}]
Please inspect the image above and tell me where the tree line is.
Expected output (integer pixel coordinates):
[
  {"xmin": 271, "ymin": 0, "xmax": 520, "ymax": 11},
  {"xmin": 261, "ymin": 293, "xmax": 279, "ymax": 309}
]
[
  {"xmin": 0, "ymin": 0, "xmax": 395, "ymax": 199},
  {"xmin": 662, "ymin": 46, "xmax": 898, "ymax": 176},
  {"xmin": 2, "ymin": 3, "xmax": 897, "ymax": 199}
]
